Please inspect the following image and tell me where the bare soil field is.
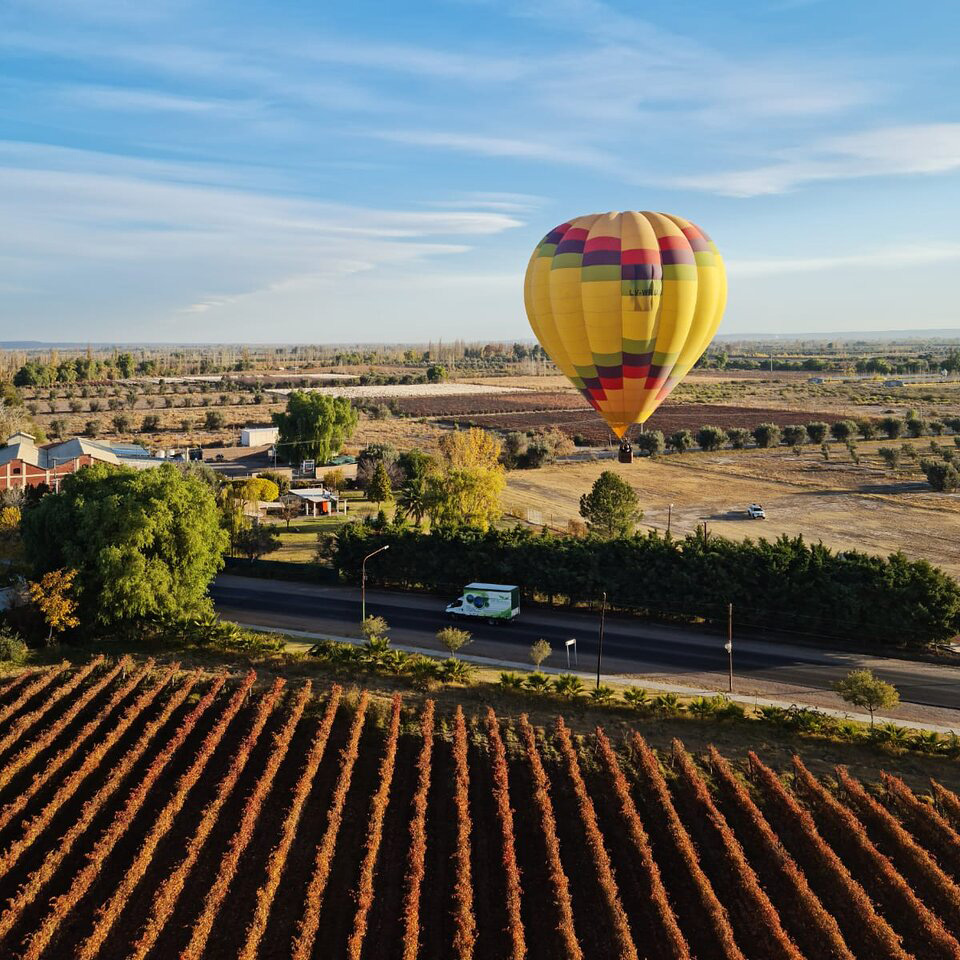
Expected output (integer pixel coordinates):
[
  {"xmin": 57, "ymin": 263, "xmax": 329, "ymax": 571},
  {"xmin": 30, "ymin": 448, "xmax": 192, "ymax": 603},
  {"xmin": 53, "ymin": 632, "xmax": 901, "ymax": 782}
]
[
  {"xmin": 503, "ymin": 439, "xmax": 960, "ymax": 577},
  {"xmin": 460, "ymin": 402, "xmax": 838, "ymax": 444},
  {"xmin": 4, "ymin": 663, "xmax": 960, "ymax": 960},
  {"xmin": 266, "ymin": 382, "xmax": 524, "ymax": 400}
]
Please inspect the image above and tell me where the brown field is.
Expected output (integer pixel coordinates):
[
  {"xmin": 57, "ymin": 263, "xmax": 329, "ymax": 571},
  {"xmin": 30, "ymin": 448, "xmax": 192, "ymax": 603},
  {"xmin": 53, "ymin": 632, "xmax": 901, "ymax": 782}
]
[
  {"xmin": 503, "ymin": 439, "xmax": 960, "ymax": 577},
  {"xmin": 458, "ymin": 402, "xmax": 838, "ymax": 444},
  {"xmin": 4, "ymin": 662, "xmax": 960, "ymax": 960}
]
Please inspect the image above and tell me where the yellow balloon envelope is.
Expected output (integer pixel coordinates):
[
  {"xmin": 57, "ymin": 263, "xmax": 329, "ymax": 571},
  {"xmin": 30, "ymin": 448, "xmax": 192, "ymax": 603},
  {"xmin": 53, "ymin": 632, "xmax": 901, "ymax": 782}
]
[{"xmin": 524, "ymin": 211, "xmax": 726, "ymax": 438}]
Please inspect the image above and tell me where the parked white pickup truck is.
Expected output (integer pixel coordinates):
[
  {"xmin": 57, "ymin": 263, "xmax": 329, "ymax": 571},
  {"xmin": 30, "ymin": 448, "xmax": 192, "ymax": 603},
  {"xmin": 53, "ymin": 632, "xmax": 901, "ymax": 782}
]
[{"xmin": 747, "ymin": 503, "xmax": 766, "ymax": 519}]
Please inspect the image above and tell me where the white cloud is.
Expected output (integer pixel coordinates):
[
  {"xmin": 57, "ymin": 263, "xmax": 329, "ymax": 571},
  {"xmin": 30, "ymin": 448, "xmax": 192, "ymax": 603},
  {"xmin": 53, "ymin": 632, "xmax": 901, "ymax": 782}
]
[
  {"xmin": 676, "ymin": 124, "xmax": 960, "ymax": 196},
  {"xmin": 371, "ymin": 129, "xmax": 613, "ymax": 169},
  {"xmin": 729, "ymin": 244, "xmax": 960, "ymax": 277},
  {"xmin": 62, "ymin": 85, "xmax": 249, "ymax": 115},
  {"xmin": 0, "ymin": 142, "xmax": 524, "ymax": 333}
]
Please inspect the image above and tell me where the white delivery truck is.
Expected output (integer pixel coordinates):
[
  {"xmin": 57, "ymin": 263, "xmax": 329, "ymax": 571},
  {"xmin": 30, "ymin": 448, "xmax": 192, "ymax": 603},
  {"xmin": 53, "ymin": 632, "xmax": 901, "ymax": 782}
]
[{"xmin": 446, "ymin": 583, "xmax": 520, "ymax": 623}]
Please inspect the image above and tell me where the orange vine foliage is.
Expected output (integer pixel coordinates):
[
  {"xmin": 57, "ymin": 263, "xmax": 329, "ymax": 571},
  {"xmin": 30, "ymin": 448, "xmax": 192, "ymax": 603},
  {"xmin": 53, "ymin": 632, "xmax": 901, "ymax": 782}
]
[
  {"xmin": 291, "ymin": 691, "xmax": 370, "ymax": 960},
  {"xmin": 748, "ymin": 752, "xmax": 910, "ymax": 960},
  {"xmin": 631, "ymin": 734, "xmax": 744, "ymax": 960},
  {"xmin": 0, "ymin": 661, "xmax": 68, "ymax": 727},
  {"xmin": 239, "ymin": 683, "xmax": 342, "ymax": 960},
  {"xmin": 556, "ymin": 717, "xmax": 637, "ymax": 960},
  {"xmin": 451, "ymin": 706, "xmax": 477, "ymax": 960},
  {"xmin": 346, "ymin": 694, "xmax": 403, "ymax": 960},
  {"xmin": 127, "ymin": 676, "xmax": 291, "ymax": 960},
  {"xmin": 932, "ymin": 780, "xmax": 960, "ymax": 830},
  {"xmin": 20, "ymin": 674, "xmax": 229, "ymax": 960},
  {"xmin": 518, "ymin": 714, "xmax": 583, "ymax": 960},
  {"xmin": 0, "ymin": 662, "xmax": 186, "ymax": 908},
  {"xmin": 400, "ymin": 699, "xmax": 435, "ymax": 960},
  {"xmin": 181, "ymin": 681, "xmax": 314, "ymax": 960},
  {"xmin": 670, "ymin": 740, "xmax": 801, "ymax": 960},
  {"xmin": 884, "ymin": 773, "xmax": 960, "ymax": 870},
  {"xmin": 837, "ymin": 766, "xmax": 960, "ymax": 937},
  {"xmin": 73, "ymin": 672, "xmax": 260, "ymax": 960},
  {"xmin": 793, "ymin": 758, "xmax": 960, "ymax": 959},
  {"xmin": 705, "ymin": 747, "xmax": 853, "ymax": 960},
  {"xmin": 0, "ymin": 656, "xmax": 102, "ymax": 756},
  {"xmin": 485, "ymin": 707, "xmax": 526, "ymax": 960},
  {"xmin": 594, "ymin": 729, "xmax": 689, "ymax": 960},
  {"xmin": 0, "ymin": 655, "xmax": 131, "ymax": 797}
]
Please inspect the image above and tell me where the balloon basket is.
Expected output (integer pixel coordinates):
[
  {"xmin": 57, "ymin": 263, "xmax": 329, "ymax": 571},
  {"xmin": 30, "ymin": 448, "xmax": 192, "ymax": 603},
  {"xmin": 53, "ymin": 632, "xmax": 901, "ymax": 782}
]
[{"xmin": 618, "ymin": 439, "xmax": 634, "ymax": 464}]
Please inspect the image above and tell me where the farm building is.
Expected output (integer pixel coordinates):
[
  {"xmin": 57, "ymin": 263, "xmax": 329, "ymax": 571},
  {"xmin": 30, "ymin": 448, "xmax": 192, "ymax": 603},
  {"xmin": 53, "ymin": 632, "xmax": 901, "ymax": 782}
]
[
  {"xmin": 287, "ymin": 486, "xmax": 340, "ymax": 516},
  {"xmin": 0, "ymin": 432, "xmax": 167, "ymax": 490},
  {"xmin": 241, "ymin": 426, "xmax": 279, "ymax": 446}
]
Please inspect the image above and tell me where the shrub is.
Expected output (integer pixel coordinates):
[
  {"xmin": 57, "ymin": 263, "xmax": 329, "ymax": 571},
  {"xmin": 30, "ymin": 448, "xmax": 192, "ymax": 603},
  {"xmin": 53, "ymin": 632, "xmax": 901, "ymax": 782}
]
[
  {"xmin": 781, "ymin": 425, "xmax": 807, "ymax": 447},
  {"xmin": 726, "ymin": 427, "xmax": 751, "ymax": 449},
  {"xmin": 929, "ymin": 419, "xmax": 946, "ymax": 436},
  {"xmin": 667, "ymin": 430, "xmax": 694, "ymax": 453},
  {"xmin": 553, "ymin": 673, "xmax": 585, "ymax": 698},
  {"xmin": 906, "ymin": 417, "xmax": 927, "ymax": 438},
  {"xmin": 622, "ymin": 687, "xmax": 650, "ymax": 710},
  {"xmin": 589, "ymin": 684, "xmax": 615, "ymax": 703},
  {"xmin": 830, "ymin": 420, "xmax": 857, "ymax": 442},
  {"xmin": 524, "ymin": 672, "xmax": 551, "ymax": 693},
  {"xmin": 0, "ymin": 627, "xmax": 29, "ymax": 665},
  {"xmin": 634, "ymin": 430, "xmax": 665, "ymax": 457},
  {"xmin": 920, "ymin": 459, "xmax": 960, "ymax": 492},
  {"xmin": 879, "ymin": 416, "xmax": 905, "ymax": 439},
  {"xmin": 878, "ymin": 447, "xmax": 901, "ymax": 469},
  {"xmin": 752, "ymin": 423, "xmax": 781, "ymax": 448},
  {"xmin": 695, "ymin": 426, "xmax": 727, "ymax": 452},
  {"xmin": 857, "ymin": 419, "xmax": 878, "ymax": 440},
  {"xmin": 805, "ymin": 421, "xmax": 829, "ymax": 443},
  {"xmin": 498, "ymin": 672, "xmax": 525, "ymax": 690}
]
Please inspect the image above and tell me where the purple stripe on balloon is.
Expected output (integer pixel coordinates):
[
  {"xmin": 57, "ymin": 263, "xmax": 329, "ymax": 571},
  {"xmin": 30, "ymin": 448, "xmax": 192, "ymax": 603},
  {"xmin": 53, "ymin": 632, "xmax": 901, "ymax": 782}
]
[
  {"xmin": 596, "ymin": 364, "xmax": 622, "ymax": 378},
  {"xmin": 647, "ymin": 364, "xmax": 668, "ymax": 379},
  {"xmin": 660, "ymin": 249, "xmax": 696, "ymax": 266},
  {"xmin": 621, "ymin": 263, "xmax": 662, "ymax": 281},
  {"xmin": 582, "ymin": 250, "xmax": 621, "ymax": 267},
  {"xmin": 555, "ymin": 239, "xmax": 585, "ymax": 255},
  {"xmin": 623, "ymin": 351, "xmax": 653, "ymax": 367},
  {"xmin": 581, "ymin": 376, "xmax": 603, "ymax": 389},
  {"xmin": 543, "ymin": 229, "xmax": 566, "ymax": 244}
]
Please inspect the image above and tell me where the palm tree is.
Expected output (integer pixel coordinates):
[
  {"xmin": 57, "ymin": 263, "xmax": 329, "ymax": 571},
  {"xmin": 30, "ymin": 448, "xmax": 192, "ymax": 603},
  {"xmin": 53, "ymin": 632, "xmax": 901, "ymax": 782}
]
[{"xmin": 396, "ymin": 475, "xmax": 429, "ymax": 527}]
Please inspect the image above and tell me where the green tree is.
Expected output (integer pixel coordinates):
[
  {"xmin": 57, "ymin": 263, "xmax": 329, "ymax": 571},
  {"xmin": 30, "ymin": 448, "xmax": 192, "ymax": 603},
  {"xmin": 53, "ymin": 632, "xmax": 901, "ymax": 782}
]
[
  {"xmin": 879, "ymin": 416, "xmax": 905, "ymax": 439},
  {"xmin": 920, "ymin": 459, "xmax": 960, "ymax": 492},
  {"xmin": 529, "ymin": 638, "xmax": 551, "ymax": 669},
  {"xmin": 425, "ymin": 428, "xmax": 505, "ymax": 531},
  {"xmin": 906, "ymin": 417, "xmax": 927, "ymax": 438},
  {"xmin": 204, "ymin": 410, "xmax": 225, "ymax": 430},
  {"xmin": 234, "ymin": 523, "xmax": 281, "ymax": 560},
  {"xmin": 634, "ymin": 430, "xmax": 665, "ymax": 457},
  {"xmin": 579, "ymin": 471, "xmax": 642, "ymax": 538},
  {"xmin": 781, "ymin": 425, "xmax": 808, "ymax": 447},
  {"xmin": 273, "ymin": 390, "xmax": 358, "ymax": 466},
  {"xmin": 396, "ymin": 475, "xmax": 430, "ymax": 527},
  {"xmin": 832, "ymin": 669, "xmax": 899, "ymax": 728},
  {"xmin": 829, "ymin": 419, "xmax": 857, "ymax": 443},
  {"xmin": 368, "ymin": 461, "xmax": 394, "ymax": 509},
  {"xmin": 437, "ymin": 625, "xmax": 471, "ymax": 658},
  {"xmin": 667, "ymin": 430, "xmax": 693, "ymax": 453},
  {"xmin": 857, "ymin": 419, "xmax": 878, "ymax": 440},
  {"xmin": 695, "ymin": 425, "xmax": 727, "ymax": 452},
  {"xmin": 753, "ymin": 423, "xmax": 781, "ymax": 448},
  {"xmin": 21, "ymin": 464, "xmax": 227, "ymax": 629},
  {"xmin": 805, "ymin": 421, "xmax": 829, "ymax": 444},
  {"xmin": 726, "ymin": 427, "xmax": 751, "ymax": 449},
  {"xmin": 878, "ymin": 447, "xmax": 901, "ymax": 470},
  {"xmin": 426, "ymin": 364, "xmax": 447, "ymax": 383}
]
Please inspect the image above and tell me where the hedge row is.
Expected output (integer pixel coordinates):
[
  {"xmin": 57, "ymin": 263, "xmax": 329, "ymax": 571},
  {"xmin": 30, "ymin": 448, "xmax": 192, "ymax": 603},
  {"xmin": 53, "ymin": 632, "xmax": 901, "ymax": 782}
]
[{"xmin": 334, "ymin": 525, "xmax": 960, "ymax": 647}]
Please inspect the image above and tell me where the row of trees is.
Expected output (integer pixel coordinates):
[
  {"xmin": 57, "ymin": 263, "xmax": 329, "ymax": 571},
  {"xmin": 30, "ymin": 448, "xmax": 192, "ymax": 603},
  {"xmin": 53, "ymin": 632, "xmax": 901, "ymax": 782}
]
[
  {"xmin": 630, "ymin": 414, "xmax": 960, "ymax": 457},
  {"xmin": 333, "ymin": 524, "xmax": 960, "ymax": 647}
]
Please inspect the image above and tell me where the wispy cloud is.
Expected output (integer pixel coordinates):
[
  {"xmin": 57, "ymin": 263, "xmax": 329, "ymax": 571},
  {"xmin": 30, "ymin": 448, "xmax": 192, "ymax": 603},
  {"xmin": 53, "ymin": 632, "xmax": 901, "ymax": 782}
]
[
  {"xmin": 676, "ymin": 124, "xmax": 960, "ymax": 196},
  {"xmin": 730, "ymin": 243, "xmax": 960, "ymax": 277}
]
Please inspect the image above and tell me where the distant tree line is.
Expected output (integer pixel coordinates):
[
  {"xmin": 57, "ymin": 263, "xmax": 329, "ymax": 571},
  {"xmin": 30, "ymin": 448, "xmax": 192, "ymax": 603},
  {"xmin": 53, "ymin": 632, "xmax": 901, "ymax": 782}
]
[{"xmin": 334, "ymin": 524, "xmax": 960, "ymax": 648}]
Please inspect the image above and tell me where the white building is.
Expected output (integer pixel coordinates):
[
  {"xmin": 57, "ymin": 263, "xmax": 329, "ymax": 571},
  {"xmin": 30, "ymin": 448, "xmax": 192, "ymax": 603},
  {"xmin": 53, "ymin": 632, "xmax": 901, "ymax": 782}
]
[{"xmin": 240, "ymin": 426, "xmax": 279, "ymax": 447}]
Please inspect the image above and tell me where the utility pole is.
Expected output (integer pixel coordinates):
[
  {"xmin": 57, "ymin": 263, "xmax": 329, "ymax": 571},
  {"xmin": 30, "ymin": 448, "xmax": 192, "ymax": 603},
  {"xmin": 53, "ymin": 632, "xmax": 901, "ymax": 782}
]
[
  {"xmin": 596, "ymin": 591, "xmax": 607, "ymax": 690},
  {"xmin": 667, "ymin": 503, "xmax": 673, "ymax": 538},
  {"xmin": 361, "ymin": 545, "xmax": 390, "ymax": 624},
  {"xmin": 726, "ymin": 602, "xmax": 734, "ymax": 693}
]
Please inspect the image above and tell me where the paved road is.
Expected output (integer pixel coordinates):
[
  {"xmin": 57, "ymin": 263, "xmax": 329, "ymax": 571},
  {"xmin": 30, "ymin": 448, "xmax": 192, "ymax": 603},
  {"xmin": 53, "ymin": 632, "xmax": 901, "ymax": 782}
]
[{"xmin": 211, "ymin": 574, "xmax": 960, "ymax": 713}]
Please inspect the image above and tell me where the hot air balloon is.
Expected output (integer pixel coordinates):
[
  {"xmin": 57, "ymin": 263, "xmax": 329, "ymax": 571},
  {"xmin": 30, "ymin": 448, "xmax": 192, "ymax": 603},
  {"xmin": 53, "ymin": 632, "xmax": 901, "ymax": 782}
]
[{"xmin": 524, "ymin": 211, "xmax": 726, "ymax": 454}]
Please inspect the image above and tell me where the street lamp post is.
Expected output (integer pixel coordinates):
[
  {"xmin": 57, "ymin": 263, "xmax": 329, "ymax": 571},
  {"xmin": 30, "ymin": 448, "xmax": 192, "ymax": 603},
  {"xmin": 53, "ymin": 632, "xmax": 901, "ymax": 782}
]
[
  {"xmin": 725, "ymin": 602, "xmax": 734, "ymax": 693},
  {"xmin": 596, "ymin": 591, "xmax": 607, "ymax": 690},
  {"xmin": 361, "ymin": 545, "xmax": 390, "ymax": 624}
]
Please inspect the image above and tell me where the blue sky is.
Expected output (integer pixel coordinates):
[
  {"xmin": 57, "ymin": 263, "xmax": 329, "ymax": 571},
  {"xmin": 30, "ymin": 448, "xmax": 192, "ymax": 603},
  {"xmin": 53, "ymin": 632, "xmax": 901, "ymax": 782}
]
[{"xmin": 2, "ymin": 0, "xmax": 959, "ymax": 343}]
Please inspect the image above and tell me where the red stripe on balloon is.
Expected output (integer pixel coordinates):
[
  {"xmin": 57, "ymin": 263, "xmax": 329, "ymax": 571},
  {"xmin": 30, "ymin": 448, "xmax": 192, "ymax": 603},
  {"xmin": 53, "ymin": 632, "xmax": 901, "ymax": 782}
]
[
  {"xmin": 621, "ymin": 248, "xmax": 660, "ymax": 265},
  {"xmin": 583, "ymin": 235, "xmax": 621, "ymax": 253}
]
